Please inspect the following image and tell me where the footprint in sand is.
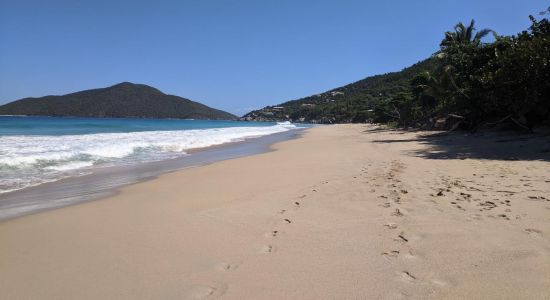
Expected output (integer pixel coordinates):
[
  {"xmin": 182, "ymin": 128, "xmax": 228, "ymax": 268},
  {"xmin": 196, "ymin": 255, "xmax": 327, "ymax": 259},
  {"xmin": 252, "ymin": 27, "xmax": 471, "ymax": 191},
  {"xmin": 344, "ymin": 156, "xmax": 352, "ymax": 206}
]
[
  {"xmin": 402, "ymin": 248, "xmax": 417, "ymax": 260},
  {"xmin": 261, "ymin": 245, "xmax": 276, "ymax": 253},
  {"xmin": 524, "ymin": 228, "xmax": 543, "ymax": 237},
  {"xmin": 216, "ymin": 262, "xmax": 240, "ymax": 272},
  {"xmin": 283, "ymin": 218, "xmax": 292, "ymax": 224},
  {"xmin": 397, "ymin": 270, "xmax": 417, "ymax": 282},
  {"xmin": 384, "ymin": 223, "xmax": 398, "ymax": 229},
  {"xmin": 430, "ymin": 278, "xmax": 450, "ymax": 287},
  {"xmin": 528, "ymin": 195, "xmax": 549, "ymax": 202},
  {"xmin": 265, "ymin": 230, "xmax": 279, "ymax": 238},
  {"xmin": 469, "ymin": 214, "xmax": 483, "ymax": 220},
  {"xmin": 395, "ymin": 232, "xmax": 409, "ymax": 243},
  {"xmin": 497, "ymin": 214, "xmax": 510, "ymax": 220},
  {"xmin": 455, "ymin": 204, "xmax": 465, "ymax": 211},
  {"xmin": 382, "ymin": 250, "xmax": 400, "ymax": 261},
  {"xmin": 392, "ymin": 208, "xmax": 404, "ymax": 217},
  {"xmin": 182, "ymin": 284, "xmax": 226, "ymax": 299}
]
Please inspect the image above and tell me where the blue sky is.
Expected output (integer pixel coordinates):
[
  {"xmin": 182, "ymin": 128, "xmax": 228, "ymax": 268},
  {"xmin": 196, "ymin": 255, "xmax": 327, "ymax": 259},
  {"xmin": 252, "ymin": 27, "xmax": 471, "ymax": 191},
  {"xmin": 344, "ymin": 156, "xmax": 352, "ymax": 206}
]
[{"xmin": 0, "ymin": 0, "xmax": 547, "ymax": 115}]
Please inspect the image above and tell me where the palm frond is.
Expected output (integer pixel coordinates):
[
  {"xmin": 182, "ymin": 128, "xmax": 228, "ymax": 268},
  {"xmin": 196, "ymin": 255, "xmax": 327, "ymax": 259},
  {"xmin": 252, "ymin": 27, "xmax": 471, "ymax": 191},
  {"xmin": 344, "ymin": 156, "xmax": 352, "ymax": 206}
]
[
  {"xmin": 465, "ymin": 19, "xmax": 476, "ymax": 42},
  {"xmin": 474, "ymin": 28, "xmax": 493, "ymax": 41},
  {"xmin": 454, "ymin": 22, "xmax": 466, "ymax": 39}
]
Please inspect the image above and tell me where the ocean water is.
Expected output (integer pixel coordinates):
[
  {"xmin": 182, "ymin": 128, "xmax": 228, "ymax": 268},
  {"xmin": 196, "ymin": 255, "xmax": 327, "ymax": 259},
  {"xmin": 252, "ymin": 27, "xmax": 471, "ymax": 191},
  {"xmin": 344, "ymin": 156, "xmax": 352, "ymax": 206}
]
[{"xmin": 0, "ymin": 116, "xmax": 301, "ymax": 194}]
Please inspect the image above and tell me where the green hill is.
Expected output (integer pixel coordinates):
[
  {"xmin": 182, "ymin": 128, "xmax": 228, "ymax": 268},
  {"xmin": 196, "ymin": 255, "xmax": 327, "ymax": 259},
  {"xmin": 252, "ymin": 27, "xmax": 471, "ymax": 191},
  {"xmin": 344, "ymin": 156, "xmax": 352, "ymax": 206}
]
[
  {"xmin": 243, "ymin": 13, "xmax": 550, "ymax": 129},
  {"xmin": 0, "ymin": 82, "xmax": 236, "ymax": 120},
  {"xmin": 241, "ymin": 58, "xmax": 439, "ymax": 124}
]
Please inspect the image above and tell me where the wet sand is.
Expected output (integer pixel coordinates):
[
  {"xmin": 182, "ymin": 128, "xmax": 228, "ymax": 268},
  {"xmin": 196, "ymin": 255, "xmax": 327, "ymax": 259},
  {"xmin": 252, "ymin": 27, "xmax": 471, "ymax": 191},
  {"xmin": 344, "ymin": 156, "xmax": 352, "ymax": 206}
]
[
  {"xmin": 1, "ymin": 124, "xmax": 549, "ymax": 299},
  {"xmin": 0, "ymin": 129, "xmax": 303, "ymax": 221}
]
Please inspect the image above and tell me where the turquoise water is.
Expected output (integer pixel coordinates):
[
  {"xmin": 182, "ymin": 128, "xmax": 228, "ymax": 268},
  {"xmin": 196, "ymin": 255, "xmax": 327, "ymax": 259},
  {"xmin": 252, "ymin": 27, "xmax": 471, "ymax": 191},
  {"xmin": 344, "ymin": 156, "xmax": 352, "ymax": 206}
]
[
  {"xmin": 0, "ymin": 116, "xmax": 302, "ymax": 194},
  {"xmin": 0, "ymin": 116, "xmax": 280, "ymax": 136}
]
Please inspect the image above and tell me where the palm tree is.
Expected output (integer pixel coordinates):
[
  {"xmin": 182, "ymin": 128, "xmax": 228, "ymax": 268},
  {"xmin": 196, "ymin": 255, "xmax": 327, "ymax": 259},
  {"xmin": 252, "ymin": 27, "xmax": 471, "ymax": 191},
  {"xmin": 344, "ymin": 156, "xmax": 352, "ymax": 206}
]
[
  {"xmin": 441, "ymin": 19, "xmax": 495, "ymax": 47},
  {"xmin": 422, "ymin": 20, "xmax": 496, "ymax": 106}
]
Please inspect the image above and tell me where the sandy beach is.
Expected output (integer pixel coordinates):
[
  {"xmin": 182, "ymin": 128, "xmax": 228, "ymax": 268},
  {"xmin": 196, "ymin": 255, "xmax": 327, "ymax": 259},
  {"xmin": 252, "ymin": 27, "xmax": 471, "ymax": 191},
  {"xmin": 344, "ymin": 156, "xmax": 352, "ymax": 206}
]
[{"xmin": 1, "ymin": 124, "xmax": 549, "ymax": 299}]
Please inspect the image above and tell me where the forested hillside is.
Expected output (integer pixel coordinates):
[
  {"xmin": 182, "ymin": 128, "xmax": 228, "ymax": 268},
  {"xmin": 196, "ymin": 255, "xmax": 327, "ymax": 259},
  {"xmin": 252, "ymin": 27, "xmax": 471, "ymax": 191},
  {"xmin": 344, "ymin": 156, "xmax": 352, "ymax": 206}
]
[
  {"xmin": 0, "ymin": 82, "xmax": 237, "ymax": 120},
  {"xmin": 243, "ymin": 9, "xmax": 550, "ymax": 130},
  {"xmin": 242, "ymin": 59, "xmax": 438, "ymax": 123}
]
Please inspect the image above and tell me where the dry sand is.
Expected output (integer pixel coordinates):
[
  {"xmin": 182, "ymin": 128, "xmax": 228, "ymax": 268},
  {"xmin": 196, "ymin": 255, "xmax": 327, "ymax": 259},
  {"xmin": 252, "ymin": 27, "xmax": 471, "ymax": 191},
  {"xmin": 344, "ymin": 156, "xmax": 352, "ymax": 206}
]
[{"xmin": 1, "ymin": 124, "xmax": 549, "ymax": 299}]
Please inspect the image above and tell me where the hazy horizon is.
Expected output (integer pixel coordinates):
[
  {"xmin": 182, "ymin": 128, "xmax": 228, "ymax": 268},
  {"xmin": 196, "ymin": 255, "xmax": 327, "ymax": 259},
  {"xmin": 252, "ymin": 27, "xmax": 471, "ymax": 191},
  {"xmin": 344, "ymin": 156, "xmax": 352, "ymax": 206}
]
[{"xmin": 1, "ymin": 0, "xmax": 547, "ymax": 115}]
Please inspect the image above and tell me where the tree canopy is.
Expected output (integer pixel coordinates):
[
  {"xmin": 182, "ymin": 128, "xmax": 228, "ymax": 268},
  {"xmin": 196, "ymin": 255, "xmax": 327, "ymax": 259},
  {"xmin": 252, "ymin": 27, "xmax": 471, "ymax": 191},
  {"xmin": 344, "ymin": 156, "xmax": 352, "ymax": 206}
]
[{"xmin": 244, "ymin": 11, "xmax": 550, "ymax": 130}]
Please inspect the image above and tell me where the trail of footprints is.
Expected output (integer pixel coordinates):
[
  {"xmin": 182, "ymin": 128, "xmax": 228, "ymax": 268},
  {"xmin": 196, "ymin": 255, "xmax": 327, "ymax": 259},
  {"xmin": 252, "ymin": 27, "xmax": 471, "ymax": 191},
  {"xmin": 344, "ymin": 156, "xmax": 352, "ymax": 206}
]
[
  {"xmin": 375, "ymin": 160, "xmax": 423, "ymax": 287},
  {"xmin": 209, "ymin": 159, "xmax": 548, "ymax": 298},
  {"xmin": 261, "ymin": 181, "xmax": 327, "ymax": 252},
  {"xmin": 430, "ymin": 168, "xmax": 549, "ymax": 227},
  {"xmin": 208, "ymin": 184, "xmax": 313, "ymax": 298}
]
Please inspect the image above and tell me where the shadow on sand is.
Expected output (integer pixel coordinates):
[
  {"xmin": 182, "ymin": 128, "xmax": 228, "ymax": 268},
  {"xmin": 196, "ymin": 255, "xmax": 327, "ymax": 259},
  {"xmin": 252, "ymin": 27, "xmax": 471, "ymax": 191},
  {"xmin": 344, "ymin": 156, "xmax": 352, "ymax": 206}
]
[{"xmin": 368, "ymin": 128, "xmax": 550, "ymax": 162}]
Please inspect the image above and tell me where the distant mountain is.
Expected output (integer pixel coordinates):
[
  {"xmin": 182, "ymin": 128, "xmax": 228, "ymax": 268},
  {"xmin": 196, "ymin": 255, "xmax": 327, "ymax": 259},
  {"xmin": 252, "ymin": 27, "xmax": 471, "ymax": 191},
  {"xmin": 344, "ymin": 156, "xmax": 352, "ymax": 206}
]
[
  {"xmin": 0, "ymin": 82, "xmax": 236, "ymax": 120},
  {"xmin": 241, "ymin": 58, "xmax": 439, "ymax": 123}
]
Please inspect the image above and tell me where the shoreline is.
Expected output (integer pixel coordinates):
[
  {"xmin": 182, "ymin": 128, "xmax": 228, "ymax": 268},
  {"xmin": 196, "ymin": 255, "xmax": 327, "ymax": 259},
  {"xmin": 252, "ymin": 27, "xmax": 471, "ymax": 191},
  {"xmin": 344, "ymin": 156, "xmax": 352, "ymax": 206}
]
[
  {"xmin": 0, "ymin": 124, "xmax": 549, "ymax": 299},
  {"xmin": 0, "ymin": 128, "xmax": 306, "ymax": 222}
]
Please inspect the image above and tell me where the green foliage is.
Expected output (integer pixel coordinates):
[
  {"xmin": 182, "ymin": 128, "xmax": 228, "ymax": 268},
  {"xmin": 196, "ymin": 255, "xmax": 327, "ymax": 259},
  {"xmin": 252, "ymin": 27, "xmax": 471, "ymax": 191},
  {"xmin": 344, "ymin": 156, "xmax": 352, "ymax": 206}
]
[
  {"xmin": 244, "ymin": 12, "xmax": 550, "ymax": 129},
  {"xmin": 425, "ymin": 14, "xmax": 550, "ymax": 127},
  {"xmin": 242, "ymin": 59, "xmax": 439, "ymax": 124}
]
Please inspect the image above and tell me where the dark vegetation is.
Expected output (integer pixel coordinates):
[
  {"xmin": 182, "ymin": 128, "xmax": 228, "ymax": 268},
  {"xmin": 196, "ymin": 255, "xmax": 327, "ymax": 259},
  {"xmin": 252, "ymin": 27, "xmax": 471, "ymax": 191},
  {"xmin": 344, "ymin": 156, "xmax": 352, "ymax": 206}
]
[
  {"xmin": 243, "ymin": 9, "xmax": 550, "ymax": 130},
  {"xmin": 368, "ymin": 127, "xmax": 550, "ymax": 161},
  {"xmin": 0, "ymin": 82, "xmax": 237, "ymax": 120}
]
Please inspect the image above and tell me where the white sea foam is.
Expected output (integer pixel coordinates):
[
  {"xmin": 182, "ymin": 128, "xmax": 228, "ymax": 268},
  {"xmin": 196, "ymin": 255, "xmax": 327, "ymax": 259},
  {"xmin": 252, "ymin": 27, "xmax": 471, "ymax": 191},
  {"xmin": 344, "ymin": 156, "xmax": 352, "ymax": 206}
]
[
  {"xmin": 45, "ymin": 161, "xmax": 95, "ymax": 171},
  {"xmin": 0, "ymin": 123, "xmax": 297, "ymax": 193}
]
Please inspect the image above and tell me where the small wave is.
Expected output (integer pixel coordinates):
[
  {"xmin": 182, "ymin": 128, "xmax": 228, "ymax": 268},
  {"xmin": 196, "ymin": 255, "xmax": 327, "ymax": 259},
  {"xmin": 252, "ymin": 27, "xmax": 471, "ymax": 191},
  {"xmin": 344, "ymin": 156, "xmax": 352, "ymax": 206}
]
[
  {"xmin": 45, "ymin": 161, "xmax": 95, "ymax": 171},
  {"xmin": 0, "ymin": 123, "xmax": 298, "ymax": 193}
]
